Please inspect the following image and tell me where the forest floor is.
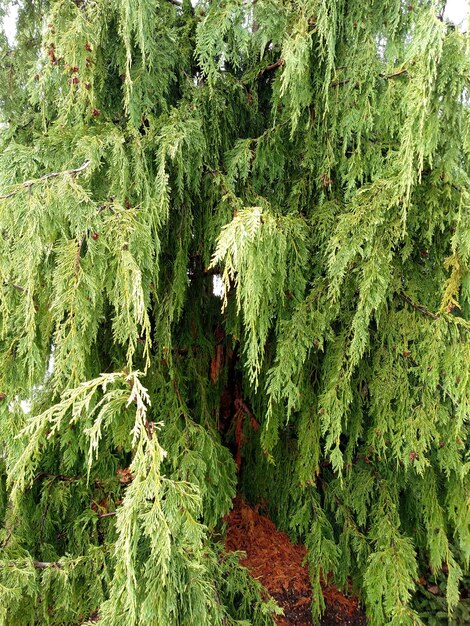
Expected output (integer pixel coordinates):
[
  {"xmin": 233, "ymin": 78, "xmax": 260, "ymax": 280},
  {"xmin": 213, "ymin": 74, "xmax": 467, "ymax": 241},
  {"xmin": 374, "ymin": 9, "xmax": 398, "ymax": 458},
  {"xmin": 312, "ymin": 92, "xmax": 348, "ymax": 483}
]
[{"xmin": 225, "ymin": 498, "xmax": 367, "ymax": 626}]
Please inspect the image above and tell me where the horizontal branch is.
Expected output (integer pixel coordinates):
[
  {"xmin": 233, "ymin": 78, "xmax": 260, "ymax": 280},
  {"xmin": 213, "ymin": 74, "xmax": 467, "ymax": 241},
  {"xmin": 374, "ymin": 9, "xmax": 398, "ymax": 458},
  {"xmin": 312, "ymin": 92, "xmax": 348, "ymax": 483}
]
[
  {"xmin": 0, "ymin": 160, "xmax": 91, "ymax": 201},
  {"xmin": 33, "ymin": 560, "xmax": 64, "ymax": 569},
  {"xmin": 98, "ymin": 511, "xmax": 117, "ymax": 519},
  {"xmin": 4, "ymin": 560, "xmax": 64, "ymax": 569},
  {"xmin": 35, "ymin": 472, "xmax": 81, "ymax": 483},
  {"xmin": 380, "ymin": 67, "xmax": 408, "ymax": 80},
  {"xmin": 34, "ymin": 472, "xmax": 106, "ymax": 486},
  {"xmin": 331, "ymin": 67, "xmax": 408, "ymax": 88}
]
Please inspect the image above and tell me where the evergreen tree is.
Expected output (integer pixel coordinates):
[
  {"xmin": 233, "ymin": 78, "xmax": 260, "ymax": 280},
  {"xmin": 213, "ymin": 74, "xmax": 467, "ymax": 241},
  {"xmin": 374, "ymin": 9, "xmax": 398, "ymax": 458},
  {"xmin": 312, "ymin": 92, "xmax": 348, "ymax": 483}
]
[{"xmin": 0, "ymin": 1, "xmax": 468, "ymax": 624}]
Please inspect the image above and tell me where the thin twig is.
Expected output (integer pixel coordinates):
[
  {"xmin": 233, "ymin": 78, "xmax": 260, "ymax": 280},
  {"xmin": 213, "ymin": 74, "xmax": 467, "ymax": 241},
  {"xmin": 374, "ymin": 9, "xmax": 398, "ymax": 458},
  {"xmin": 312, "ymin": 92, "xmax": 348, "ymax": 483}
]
[
  {"xmin": 98, "ymin": 511, "xmax": 117, "ymax": 519},
  {"xmin": 4, "ymin": 283, "xmax": 26, "ymax": 292},
  {"xmin": 379, "ymin": 67, "xmax": 408, "ymax": 80},
  {"xmin": 0, "ymin": 160, "xmax": 91, "ymax": 201},
  {"xmin": 96, "ymin": 203, "xmax": 117, "ymax": 215},
  {"xmin": 34, "ymin": 472, "xmax": 106, "ymax": 487},
  {"xmin": 331, "ymin": 67, "xmax": 408, "ymax": 88},
  {"xmin": 331, "ymin": 78, "xmax": 351, "ymax": 87},
  {"xmin": 399, "ymin": 292, "xmax": 440, "ymax": 321}
]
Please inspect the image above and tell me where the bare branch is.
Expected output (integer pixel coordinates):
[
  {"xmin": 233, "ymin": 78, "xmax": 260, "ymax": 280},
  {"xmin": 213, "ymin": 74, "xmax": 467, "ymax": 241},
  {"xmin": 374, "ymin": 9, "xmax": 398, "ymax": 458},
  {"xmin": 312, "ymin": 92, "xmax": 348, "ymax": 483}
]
[
  {"xmin": 0, "ymin": 160, "xmax": 91, "ymax": 201},
  {"xmin": 399, "ymin": 292, "xmax": 440, "ymax": 321},
  {"xmin": 258, "ymin": 58, "xmax": 284, "ymax": 77},
  {"xmin": 4, "ymin": 560, "xmax": 64, "ymax": 569},
  {"xmin": 438, "ymin": 0, "xmax": 448, "ymax": 21},
  {"xmin": 33, "ymin": 560, "xmax": 64, "ymax": 569},
  {"xmin": 3, "ymin": 283, "xmax": 26, "ymax": 292},
  {"xmin": 380, "ymin": 67, "xmax": 408, "ymax": 80},
  {"xmin": 98, "ymin": 511, "xmax": 117, "ymax": 519}
]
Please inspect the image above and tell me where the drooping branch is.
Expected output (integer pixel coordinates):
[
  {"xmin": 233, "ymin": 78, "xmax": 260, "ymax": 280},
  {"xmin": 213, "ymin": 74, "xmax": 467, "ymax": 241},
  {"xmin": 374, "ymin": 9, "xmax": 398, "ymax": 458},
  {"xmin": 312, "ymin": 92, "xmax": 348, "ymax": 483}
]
[{"xmin": 0, "ymin": 160, "xmax": 91, "ymax": 201}]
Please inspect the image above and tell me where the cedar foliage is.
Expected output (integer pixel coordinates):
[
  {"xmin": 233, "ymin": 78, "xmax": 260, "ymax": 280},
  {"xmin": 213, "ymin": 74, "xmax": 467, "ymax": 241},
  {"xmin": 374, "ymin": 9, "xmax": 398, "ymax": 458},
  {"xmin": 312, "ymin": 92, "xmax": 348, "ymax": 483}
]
[{"xmin": 0, "ymin": 1, "xmax": 469, "ymax": 624}]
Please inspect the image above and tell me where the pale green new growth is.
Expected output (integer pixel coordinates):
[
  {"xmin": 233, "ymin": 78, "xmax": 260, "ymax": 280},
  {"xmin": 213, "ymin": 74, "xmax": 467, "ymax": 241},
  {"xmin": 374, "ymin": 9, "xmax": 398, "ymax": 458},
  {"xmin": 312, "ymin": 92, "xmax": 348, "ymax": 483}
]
[{"xmin": 0, "ymin": 0, "xmax": 468, "ymax": 624}]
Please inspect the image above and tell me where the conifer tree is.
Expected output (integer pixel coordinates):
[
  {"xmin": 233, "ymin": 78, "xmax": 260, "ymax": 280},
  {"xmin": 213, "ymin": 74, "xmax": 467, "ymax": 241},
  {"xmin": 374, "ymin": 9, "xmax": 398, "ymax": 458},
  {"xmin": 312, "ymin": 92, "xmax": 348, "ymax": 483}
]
[{"xmin": 0, "ymin": 1, "xmax": 468, "ymax": 624}]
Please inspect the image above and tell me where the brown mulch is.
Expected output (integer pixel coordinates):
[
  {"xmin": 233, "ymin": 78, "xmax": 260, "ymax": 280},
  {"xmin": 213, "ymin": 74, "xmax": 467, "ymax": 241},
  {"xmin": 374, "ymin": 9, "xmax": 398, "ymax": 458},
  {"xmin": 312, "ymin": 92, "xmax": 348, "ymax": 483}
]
[{"xmin": 225, "ymin": 498, "xmax": 367, "ymax": 626}]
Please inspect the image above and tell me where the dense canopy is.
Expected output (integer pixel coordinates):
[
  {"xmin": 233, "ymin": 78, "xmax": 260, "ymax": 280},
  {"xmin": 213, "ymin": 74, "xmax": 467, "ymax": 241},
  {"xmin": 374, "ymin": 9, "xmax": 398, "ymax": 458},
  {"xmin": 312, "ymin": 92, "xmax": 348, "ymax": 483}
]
[{"xmin": 0, "ymin": 1, "xmax": 469, "ymax": 624}]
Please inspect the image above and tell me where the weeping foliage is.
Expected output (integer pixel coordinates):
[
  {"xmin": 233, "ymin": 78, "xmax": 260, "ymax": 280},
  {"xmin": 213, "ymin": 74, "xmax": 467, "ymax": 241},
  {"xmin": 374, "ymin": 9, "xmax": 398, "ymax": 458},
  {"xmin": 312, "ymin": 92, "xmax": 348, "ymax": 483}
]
[{"xmin": 0, "ymin": 0, "xmax": 469, "ymax": 624}]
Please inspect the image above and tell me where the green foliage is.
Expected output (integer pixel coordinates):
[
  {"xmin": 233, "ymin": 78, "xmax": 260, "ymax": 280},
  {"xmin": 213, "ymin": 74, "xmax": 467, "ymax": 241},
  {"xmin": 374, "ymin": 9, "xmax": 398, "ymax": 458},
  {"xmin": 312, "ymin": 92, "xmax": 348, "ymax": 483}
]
[
  {"xmin": 0, "ymin": 0, "xmax": 469, "ymax": 624},
  {"xmin": 414, "ymin": 570, "xmax": 470, "ymax": 626}
]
